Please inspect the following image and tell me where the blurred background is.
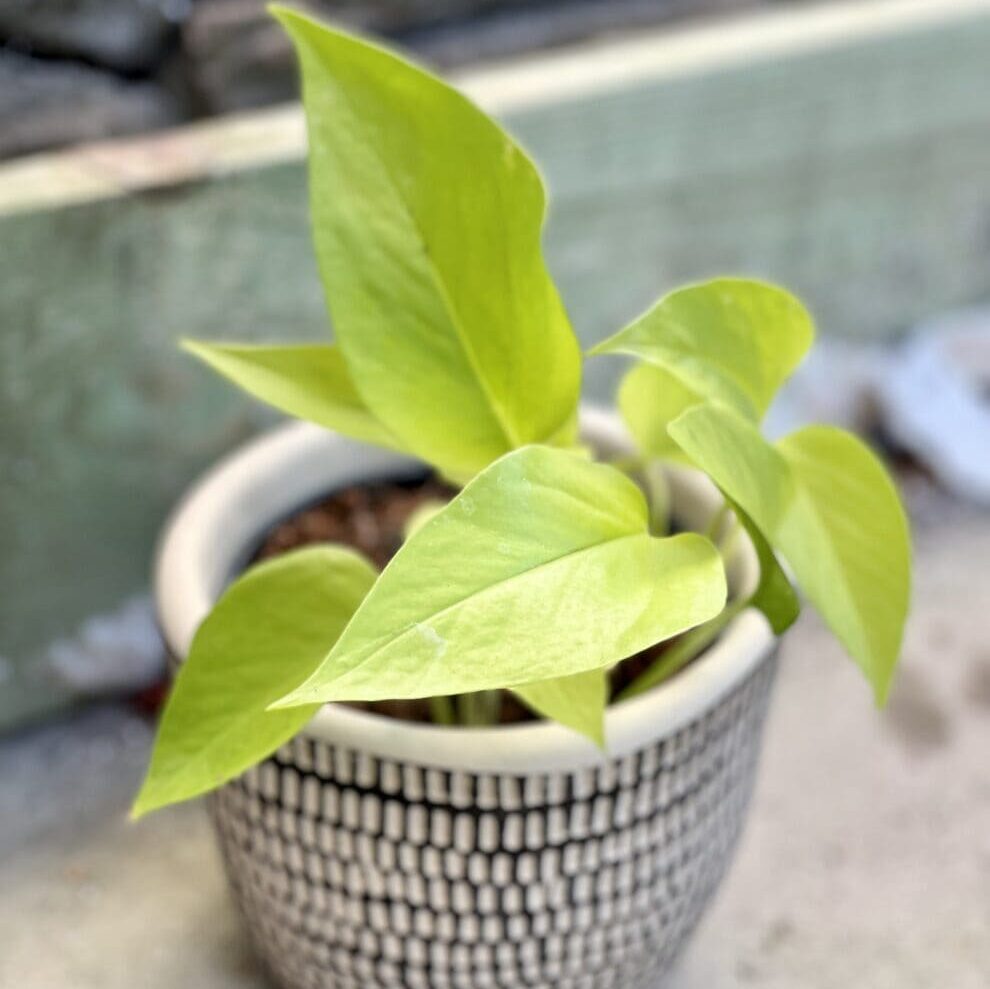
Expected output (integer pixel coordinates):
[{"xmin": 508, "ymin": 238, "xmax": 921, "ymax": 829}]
[{"xmin": 1, "ymin": 0, "xmax": 988, "ymax": 986}]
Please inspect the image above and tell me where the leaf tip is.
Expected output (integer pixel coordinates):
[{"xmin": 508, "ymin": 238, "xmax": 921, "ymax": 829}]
[
  {"xmin": 128, "ymin": 787, "xmax": 155, "ymax": 822},
  {"xmin": 266, "ymin": 3, "xmax": 316, "ymax": 45},
  {"xmin": 266, "ymin": 2, "xmax": 296, "ymax": 24},
  {"xmin": 872, "ymin": 668, "xmax": 896, "ymax": 710},
  {"xmin": 179, "ymin": 337, "xmax": 210, "ymax": 360},
  {"xmin": 558, "ymin": 714, "xmax": 606, "ymax": 749}
]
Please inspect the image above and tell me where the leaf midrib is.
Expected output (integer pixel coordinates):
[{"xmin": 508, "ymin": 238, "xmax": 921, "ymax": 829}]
[
  {"xmin": 317, "ymin": 530, "xmax": 651, "ymax": 692},
  {"xmin": 779, "ymin": 463, "xmax": 873, "ymax": 667},
  {"xmin": 323, "ymin": 51, "xmax": 523, "ymax": 450}
]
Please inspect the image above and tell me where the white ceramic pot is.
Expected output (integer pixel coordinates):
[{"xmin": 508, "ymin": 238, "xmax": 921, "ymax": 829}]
[{"xmin": 156, "ymin": 409, "xmax": 778, "ymax": 989}]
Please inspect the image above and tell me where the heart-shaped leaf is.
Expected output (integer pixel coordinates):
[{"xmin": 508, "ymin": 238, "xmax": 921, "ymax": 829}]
[
  {"xmin": 272, "ymin": 446, "xmax": 726, "ymax": 708},
  {"xmin": 668, "ymin": 403, "xmax": 910, "ymax": 703},
  {"xmin": 274, "ymin": 8, "xmax": 581, "ymax": 480},
  {"xmin": 132, "ymin": 545, "xmax": 376, "ymax": 818},
  {"xmin": 594, "ymin": 278, "xmax": 814, "ymax": 423},
  {"xmin": 182, "ymin": 341, "xmax": 398, "ymax": 449}
]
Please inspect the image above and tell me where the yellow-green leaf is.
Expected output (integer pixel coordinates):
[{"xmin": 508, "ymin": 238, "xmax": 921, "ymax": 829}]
[
  {"xmin": 272, "ymin": 446, "xmax": 726, "ymax": 709},
  {"xmin": 182, "ymin": 340, "xmax": 399, "ymax": 449},
  {"xmin": 669, "ymin": 403, "xmax": 910, "ymax": 703},
  {"xmin": 132, "ymin": 546, "xmax": 376, "ymax": 818},
  {"xmin": 618, "ymin": 363, "xmax": 697, "ymax": 461},
  {"xmin": 274, "ymin": 8, "xmax": 581, "ymax": 479},
  {"xmin": 593, "ymin": 278, "xmax": 814, "ymax": 422},
  {"xmin": 513, "ymin": 669, "xmax": 608, "ymax": 746}
]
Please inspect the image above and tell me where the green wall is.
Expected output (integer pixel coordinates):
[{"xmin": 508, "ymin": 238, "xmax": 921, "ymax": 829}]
[{"xmin": 2, "ymin": 3, "xmax": 989, "ymax": 726}]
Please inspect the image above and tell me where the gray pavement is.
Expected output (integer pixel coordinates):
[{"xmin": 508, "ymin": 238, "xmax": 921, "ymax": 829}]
[{"xmin": 2, "ymin": 488, "xmax": 988, "ymax": 988}]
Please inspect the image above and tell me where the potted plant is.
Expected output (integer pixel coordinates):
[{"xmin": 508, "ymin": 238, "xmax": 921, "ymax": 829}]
[{"xmin": 134, "ymin": 8, "xmax": 911, "ymax": 989}]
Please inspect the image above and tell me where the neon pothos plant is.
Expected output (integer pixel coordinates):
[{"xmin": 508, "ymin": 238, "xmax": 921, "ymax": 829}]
[{"xmin": 132, "ymin": 7, "xmax": 911, "ymax": 818}]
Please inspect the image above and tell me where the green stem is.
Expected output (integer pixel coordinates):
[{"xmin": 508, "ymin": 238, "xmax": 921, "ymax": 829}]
[
  {"xmin": 456, "ymin": 690, "xmax": 501, "ymax": 726},
  {"xmin": 456, "ymin": 693, "xmax": 475, "ymax": 725},
  {"xmin": 642, "ymin": 461, "xmax": 671, "ymax": 537},
  {"xmin": 429, "ymin": 695, "xmax": 456, "ymax": 726},
  {"xmin": 616, "ymin": 597, "xmax": 747, "ymax": 702},
  {"xmin": 480, "ymin": 690, "xmax": 502, "ymax": 724},
  {"xmin": 718, "ymin": 517, "xmax": 743, "ymax": 567},
  {"xmin": 704, "ymin": 496, "xmax": 744, "ymax": 576},
  {"xmin": 705, "ymin": 501, "xmax": 731, "ymax": 541},
  {"xmin": 608, "ymin": 453, "xmax": 648, "ymax": 475}
]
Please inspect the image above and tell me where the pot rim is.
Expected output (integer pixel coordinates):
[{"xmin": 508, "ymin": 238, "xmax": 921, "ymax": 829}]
[{"xmin": 154, "ymin": 407, "xmax": 776, "ymax": 773}]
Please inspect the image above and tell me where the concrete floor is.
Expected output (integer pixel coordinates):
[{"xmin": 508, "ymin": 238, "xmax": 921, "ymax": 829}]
[{"xmin": 2, "ymin": 488, "xmax": 988, "ymax": 989}]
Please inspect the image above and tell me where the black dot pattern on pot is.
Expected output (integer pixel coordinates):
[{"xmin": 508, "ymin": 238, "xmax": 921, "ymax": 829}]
[{"xmin": 209, "ymin": 656, "xmax": 776, "ymax": 989}]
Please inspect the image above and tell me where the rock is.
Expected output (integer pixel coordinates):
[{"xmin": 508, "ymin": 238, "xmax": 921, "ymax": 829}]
[
  {"xmin": 43, "ymin": 596, "xmax": 165, "ymax": 697},
  {"xmin": 181, "ymin": 0, "xmax": 755, "ymax": 113},
  {"xmin": 875, "ymin": 308, "xmax": 990, "ymax": 506},
  {"xmin": 0, "ymin": 0, "xmax": 179, "ymax": 75},
  {"xmin": 765, "ymin": 315, "xmax": 990, "ymax": 508},
  {"xmin": 181, "ymin": 0, "xmax": 297, "ymax": 114},
  {"xmin": 0, "ymin": 50, "xmax": 181, "ymax": 158},
  {"xmin": 181, "ymin": 0, "xmax": 543, "ymax": 115},
  {"xmin": 764, "ymin": 338, "xmax": 883, "ymax": 439}
]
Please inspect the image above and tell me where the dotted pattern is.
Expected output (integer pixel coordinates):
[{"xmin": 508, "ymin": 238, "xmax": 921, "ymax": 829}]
[{"xmin": 210, "ymin": 656, "xmax": 776, "ymax": 989}]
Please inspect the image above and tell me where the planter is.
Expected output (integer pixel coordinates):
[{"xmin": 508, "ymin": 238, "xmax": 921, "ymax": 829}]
[{"xmin": 155, "ymin": 408, "xmax": 778, "ymax": 989}]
